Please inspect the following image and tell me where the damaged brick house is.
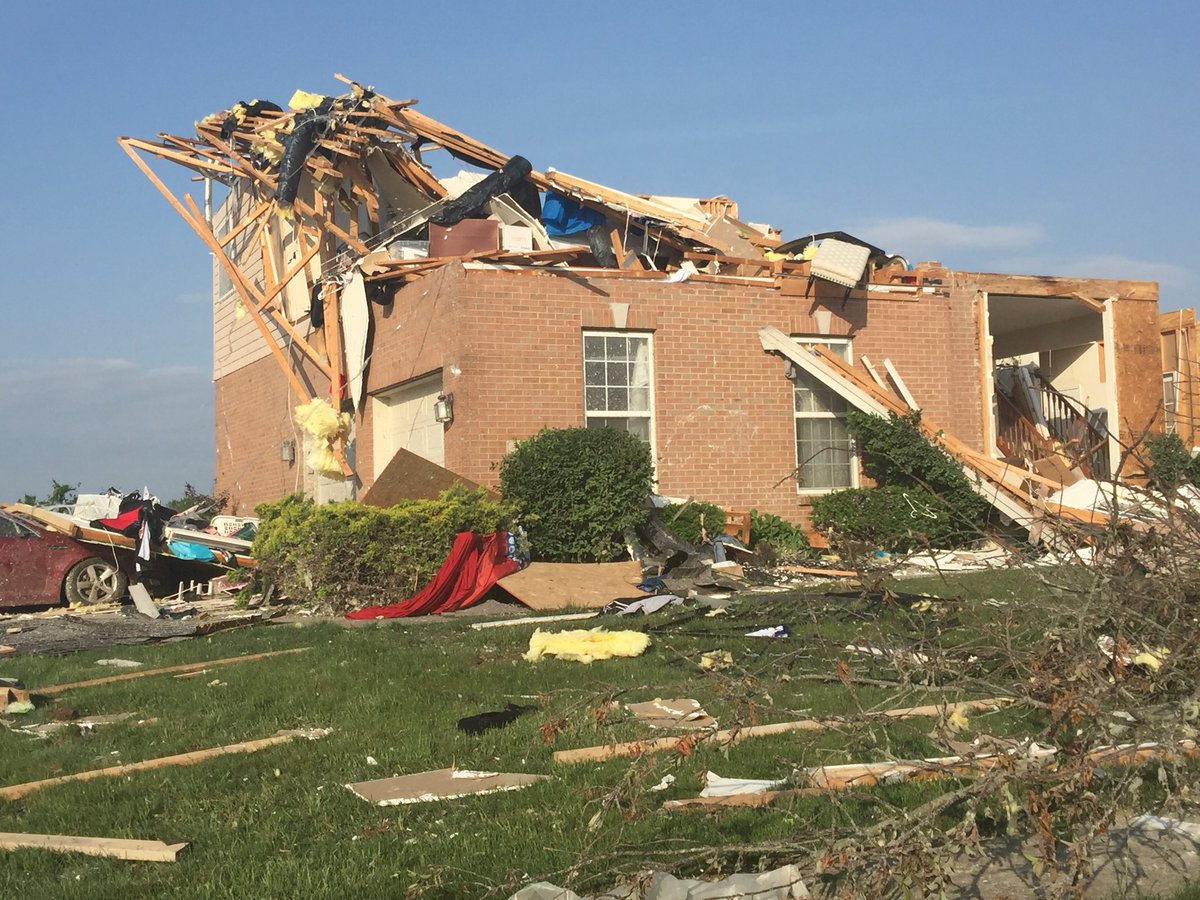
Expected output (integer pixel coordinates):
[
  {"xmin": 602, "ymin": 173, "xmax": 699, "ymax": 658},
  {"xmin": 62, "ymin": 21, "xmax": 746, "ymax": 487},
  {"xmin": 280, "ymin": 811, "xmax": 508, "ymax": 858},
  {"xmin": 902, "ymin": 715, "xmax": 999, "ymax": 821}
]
[{"xmin": 123, "ymin": 80, "xmax": 1165, "ymax": 529}]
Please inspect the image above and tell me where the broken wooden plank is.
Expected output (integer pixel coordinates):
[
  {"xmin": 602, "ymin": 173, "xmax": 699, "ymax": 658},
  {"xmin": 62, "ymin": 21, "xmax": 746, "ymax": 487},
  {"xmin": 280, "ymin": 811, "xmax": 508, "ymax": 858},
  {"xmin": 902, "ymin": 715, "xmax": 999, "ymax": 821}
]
[
  {"xmin": 0, "ymin": 728, "xmax": 331, "ymax": 801},
  {"xmin": 36, "ymin": 647, "xmax": 310, "ymax": 695},
  {"xmin": 469, "ymin": 612, "xmax": 601, "ymax": 631},
  {"xmin": 553, "ymin": 698, "xmax": 1009, "ymax": 764},
  {"xmin": 663, "ymin": 788, "xmax": 822, "ymax": 812},
  {"xmin": 882, "ymin": 357, "xmax": 919, "ymax": 409},
  {"xmin": 0, "ymin": 832, "xmax": 187, "ymax": 862},
  {"xmin": 777, "ymin": 565, "xmax": 858, "ymax": 578},
  {"xmin": 2, "ymin": 504, "xmax": 79, "ymax": 537},
  {"xmin": 857, "ymin": 355, "xmax": 887, "ymax": 390}
]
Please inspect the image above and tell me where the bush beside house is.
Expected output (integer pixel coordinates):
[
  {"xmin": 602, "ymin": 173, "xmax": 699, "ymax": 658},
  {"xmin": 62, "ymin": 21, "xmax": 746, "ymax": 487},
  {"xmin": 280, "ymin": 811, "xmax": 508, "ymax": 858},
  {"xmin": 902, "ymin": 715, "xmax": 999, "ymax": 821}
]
[{"xmin": 498, "ymin": 427, "xmax": 654, "ymax": 562}]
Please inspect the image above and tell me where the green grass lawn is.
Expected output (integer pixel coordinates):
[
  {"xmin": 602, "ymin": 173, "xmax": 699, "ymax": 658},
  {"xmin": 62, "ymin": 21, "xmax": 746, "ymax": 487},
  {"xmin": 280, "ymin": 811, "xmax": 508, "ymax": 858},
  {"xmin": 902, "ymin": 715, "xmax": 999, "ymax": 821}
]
[{"xmin": 0, "ymin": 567, "xmax": 1128, "ymax": 898}]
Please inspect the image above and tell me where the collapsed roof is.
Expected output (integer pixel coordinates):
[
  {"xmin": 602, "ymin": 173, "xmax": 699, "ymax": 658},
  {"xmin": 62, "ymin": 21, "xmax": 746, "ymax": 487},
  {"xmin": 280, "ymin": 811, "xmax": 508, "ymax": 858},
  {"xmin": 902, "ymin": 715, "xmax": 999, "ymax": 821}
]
[
  {"xmin": 120, "ymin": 75, "xmax": 916, "ymax": 478},
  {"xmin": 121, "ymin": 75, "xmax": 910, "ymax": 296}
]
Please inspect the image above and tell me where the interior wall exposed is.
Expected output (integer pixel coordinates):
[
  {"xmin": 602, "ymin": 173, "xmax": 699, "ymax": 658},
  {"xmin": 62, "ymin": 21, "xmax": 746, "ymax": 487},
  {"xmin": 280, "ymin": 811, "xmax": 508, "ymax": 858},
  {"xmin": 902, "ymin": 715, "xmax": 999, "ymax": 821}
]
[
  {"xmin": 988, "ymin": 295, "xmax": 1102, "ymax": 360},
  {"xmin": 1039, "ymin": 342, "xmax": 1105, "ymax": 408}
]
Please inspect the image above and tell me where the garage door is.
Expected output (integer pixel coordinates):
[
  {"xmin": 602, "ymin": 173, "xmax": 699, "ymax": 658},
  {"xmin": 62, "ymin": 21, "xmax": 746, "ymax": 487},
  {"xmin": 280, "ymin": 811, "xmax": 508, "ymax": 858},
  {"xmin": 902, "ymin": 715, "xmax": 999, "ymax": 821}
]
[{"xmin": 372, "ymin": 373, "xmax": 445, "ymax": 472}]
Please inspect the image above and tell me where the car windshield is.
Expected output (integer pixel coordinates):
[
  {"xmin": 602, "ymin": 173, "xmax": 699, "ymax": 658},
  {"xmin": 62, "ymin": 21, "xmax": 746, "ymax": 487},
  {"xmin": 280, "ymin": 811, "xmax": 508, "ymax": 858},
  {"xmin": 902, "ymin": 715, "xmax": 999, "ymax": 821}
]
[{"xmin": 0, "ymin": 510, "xmax": 41, "ymax": 538}]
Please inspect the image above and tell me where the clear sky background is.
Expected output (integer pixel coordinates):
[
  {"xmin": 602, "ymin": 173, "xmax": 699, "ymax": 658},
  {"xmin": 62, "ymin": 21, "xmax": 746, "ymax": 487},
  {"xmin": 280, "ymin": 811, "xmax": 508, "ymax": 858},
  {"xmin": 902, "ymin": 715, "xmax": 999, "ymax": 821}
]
[{"xmin": 1, "ymin": 1, "xmax": 1196, "ymax": 503}]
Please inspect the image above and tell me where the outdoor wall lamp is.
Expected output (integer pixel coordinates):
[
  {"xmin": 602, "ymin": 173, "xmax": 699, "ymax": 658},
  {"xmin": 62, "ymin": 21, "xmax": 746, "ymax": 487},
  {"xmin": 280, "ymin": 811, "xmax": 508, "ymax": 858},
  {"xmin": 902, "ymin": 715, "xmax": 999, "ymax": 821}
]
[
  {"xmin": 433, "ymin": 393, "xmax": 454, "ymax": 424},
  {"xmin": 280, "ymin": 439, "xmax": 296, "ymax": 464}
]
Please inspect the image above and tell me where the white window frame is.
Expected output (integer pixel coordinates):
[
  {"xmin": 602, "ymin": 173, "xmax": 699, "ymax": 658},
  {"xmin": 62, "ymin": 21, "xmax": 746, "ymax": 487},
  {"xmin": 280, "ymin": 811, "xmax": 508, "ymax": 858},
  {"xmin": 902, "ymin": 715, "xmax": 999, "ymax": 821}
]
[
  {"xmin": 792, "ymin": 336, "xmax": 858, "ymax": 494},
  {"xmin": 582, "ymin": 330, "xmax": 656, "ymax": 454},
  {"xmin": 1164, "ymin": 370, "xmax": 1180, "ymax": 434},
  {"xmin": 213, "ymin": 185, "xmax": 240, "ymax": 301}
]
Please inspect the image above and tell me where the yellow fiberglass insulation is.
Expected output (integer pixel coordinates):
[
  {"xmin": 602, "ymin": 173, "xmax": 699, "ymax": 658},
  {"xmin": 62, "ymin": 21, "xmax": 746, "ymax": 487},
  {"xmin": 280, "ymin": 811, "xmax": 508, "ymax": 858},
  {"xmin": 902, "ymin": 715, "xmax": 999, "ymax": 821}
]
[
  {"xmin": 293, "ymin": 398, "xmax": 351, "ymax": 478},
  {"xmin": 524, "ymin": 628, "xmax": 650, "ymax": 664}
]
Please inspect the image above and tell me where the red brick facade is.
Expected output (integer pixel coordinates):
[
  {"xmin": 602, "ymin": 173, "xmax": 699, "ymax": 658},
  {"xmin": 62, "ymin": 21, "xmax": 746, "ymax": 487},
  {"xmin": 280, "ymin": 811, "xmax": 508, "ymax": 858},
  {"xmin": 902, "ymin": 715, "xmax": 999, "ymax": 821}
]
[{"xmin": 215, "ymin": 266, "xmax": 985, "ymax": 521}]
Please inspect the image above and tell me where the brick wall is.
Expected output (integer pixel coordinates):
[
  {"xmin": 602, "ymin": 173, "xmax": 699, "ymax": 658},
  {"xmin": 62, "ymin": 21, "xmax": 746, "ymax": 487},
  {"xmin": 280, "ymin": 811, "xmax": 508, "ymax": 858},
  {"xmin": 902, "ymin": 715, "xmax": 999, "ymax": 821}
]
[
  {"xmin": 214, "ymin": 346, "xmax": 328, "ymax": 516},
  {"xmin": 215, "ymin": 266, "xmax": 985, "ymax": 524}
]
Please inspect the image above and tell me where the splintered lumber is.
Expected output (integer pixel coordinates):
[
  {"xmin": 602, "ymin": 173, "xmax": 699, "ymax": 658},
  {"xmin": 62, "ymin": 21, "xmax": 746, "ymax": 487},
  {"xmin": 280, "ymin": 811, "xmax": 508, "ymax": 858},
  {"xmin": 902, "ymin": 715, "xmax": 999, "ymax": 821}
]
[
  {"xmin": 778, "ymin": 565, "xmax": 858, "ymax": 578},
  {"xmin": 36, "ymin": 647, "xmax": 309, "ymax": 695},
  {"xmin": 663, "ymin": 788, "xmax": 822, "ymax": 812},
  {"xmin": 663, "ymin": 740, "xmax": 1200, "ymax": 810},
  {"xmin": 882, "ymin": 358, "xmax": 919, "ymax": 409},
  {"xmin": 756, "ymin": 327, "xmax": 1068, "ymax": 533},
  {"xmin": 553, "ymin": 698, "xmax": 1009, "ymax": 764},
  {"xmin": 2, "ymin": 504, "xmax": 79, "ymax": 537},
  {"xmin": 0, "ymin": 728, "xmax": 331, "ymax": 801},
  {"xmin": 470, "ymin": 612, "xmax": 600, "ymax": 630},
  {"xmin": 807, "ymin": 738, "xmax": 1199, "ymax": 790},
  {"xmin": 0, "ymin": 832, "xmax": 187, "ymax": 862}
]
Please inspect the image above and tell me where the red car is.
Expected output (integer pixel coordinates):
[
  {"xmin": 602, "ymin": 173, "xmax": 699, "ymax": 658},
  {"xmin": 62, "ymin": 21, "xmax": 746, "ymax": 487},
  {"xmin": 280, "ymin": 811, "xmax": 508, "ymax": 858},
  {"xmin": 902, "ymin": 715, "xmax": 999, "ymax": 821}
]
[{"xmin": 0, "ymin": 509, "xmax": 131, "ymax": 608}]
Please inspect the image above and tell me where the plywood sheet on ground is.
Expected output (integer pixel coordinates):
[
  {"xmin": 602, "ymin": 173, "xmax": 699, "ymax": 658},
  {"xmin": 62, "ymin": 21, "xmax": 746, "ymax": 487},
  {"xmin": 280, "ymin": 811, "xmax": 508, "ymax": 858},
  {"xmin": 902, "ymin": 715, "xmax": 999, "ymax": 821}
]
[
  {"xmin": 361, "ymin": 448, "xmax": 495, "ymax": 506},
  {"xmin": 497, "ymin": 561, "xmax": 644, "ymax": 610}
]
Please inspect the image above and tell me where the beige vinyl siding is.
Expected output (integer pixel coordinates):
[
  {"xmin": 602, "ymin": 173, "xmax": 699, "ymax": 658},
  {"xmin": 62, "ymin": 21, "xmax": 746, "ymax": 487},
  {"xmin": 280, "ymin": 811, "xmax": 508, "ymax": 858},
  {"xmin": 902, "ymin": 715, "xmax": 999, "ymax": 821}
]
[{"xmin": 212, "ymin": 190, "xmax": 282, "ymax": 379}]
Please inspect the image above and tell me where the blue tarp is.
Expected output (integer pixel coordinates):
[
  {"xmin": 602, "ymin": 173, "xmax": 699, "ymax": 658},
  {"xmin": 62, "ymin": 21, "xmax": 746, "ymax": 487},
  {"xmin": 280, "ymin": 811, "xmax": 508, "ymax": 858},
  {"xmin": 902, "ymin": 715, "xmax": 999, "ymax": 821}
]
[
  {"xmin": 167, "ymin": 540, "xmax": 217, "ymax": 562},
  {"xmin": 541, "ymin": 191, "xmax": 606, "ymax": 237}
]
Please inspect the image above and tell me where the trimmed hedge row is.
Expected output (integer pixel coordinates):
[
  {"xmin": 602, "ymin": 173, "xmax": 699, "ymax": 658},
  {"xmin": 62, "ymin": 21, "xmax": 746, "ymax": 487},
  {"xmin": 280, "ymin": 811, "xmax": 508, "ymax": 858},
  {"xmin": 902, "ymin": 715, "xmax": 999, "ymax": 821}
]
[{"xmin": 253, "ymin": 486, "xmax": 515, "ymax": 612}]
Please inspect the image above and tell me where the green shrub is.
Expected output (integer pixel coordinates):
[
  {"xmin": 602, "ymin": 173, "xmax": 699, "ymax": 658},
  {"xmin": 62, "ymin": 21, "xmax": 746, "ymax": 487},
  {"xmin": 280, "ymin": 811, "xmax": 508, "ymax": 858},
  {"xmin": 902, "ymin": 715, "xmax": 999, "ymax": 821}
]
[
  {"xmin": 499, "ymin": 426, "xmax": 654, "ymax": 561},
  {"xmin": 840, "ymin": 409, "xmax": 992, "ymax": 547},
  {"xmin": 252, "ymin": 485, "xmax": 516, "ymax": 612},
  {"xmin": 1146, "ymin": 432, "xmax": 1200, "ymax": 491},
  {"xmin": 749, "ymin": 509, "xmax": 812, "ymax": 559},
  {"xmin": 660, "ymin": 501, "xmax": 726, "ymax": 546},
  {"xmin": 811, "ymin": 485, "xmax": 966, "ymax": 551}
]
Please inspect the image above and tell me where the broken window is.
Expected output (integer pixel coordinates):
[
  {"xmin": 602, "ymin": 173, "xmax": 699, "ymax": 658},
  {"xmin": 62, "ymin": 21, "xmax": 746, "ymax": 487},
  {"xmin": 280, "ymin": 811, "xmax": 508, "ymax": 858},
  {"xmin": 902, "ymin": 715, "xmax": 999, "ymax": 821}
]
[
  {"xmin": 793, "ymin": 338, "xmax": 856, "ymax": 492},
  {"xmin": 582, "ymin": 332, "xmax": 653, "ymax": 444}
]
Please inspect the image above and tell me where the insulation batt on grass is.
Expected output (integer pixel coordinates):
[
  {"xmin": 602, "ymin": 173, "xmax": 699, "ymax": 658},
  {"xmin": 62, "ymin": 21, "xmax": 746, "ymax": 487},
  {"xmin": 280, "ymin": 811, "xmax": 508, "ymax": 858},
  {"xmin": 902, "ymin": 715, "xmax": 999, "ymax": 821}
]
[{"xmin": 524, "ymin": 628, "xmax": 650, "ymax": 664}]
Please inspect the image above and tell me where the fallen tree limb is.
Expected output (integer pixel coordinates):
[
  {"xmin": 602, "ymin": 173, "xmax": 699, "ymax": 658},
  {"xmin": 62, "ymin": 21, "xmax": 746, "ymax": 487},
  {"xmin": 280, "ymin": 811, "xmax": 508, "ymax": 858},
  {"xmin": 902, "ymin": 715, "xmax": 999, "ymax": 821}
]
[{"xmin": 553, "ymin": 698, "xmax": 1010, "ymax": 764}]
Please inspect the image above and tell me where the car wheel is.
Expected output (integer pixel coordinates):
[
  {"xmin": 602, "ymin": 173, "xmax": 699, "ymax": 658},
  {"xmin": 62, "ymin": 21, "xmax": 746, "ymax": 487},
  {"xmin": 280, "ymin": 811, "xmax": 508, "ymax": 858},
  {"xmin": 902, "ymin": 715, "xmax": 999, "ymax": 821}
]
[{"xmin": 63, "ymin": 557, "xmax": 129, "ymax": 605}]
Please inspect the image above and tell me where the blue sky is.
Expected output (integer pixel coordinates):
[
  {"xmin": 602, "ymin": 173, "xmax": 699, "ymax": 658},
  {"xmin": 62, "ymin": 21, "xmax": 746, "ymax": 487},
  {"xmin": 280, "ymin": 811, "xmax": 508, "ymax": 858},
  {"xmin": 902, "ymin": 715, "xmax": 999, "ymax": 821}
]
[{"xmin": 1, "ymin": 1, "xmax": 1196, "ymax": 503}]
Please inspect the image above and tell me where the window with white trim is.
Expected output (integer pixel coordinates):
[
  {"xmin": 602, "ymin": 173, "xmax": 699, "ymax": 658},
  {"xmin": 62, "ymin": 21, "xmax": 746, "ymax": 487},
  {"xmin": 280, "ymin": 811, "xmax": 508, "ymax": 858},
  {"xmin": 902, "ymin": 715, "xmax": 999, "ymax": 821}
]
[
  {"xmin": 1164, "ymin": 370, "xmax": 1180, "ymax": 434},
  {"xmin": 793, "ymin": 337, "xmax": 856, "ymax": 492},
  {"xmin": 583, "ymin": 332, "xmax": 654, "ymax": 444}
]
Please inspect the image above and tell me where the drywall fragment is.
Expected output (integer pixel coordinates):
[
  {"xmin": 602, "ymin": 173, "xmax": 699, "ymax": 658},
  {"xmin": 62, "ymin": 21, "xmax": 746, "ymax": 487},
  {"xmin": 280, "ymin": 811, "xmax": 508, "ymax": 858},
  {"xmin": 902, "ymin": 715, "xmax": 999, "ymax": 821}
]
[
  {"xmin": 625, "ymin": 699, "xmax": 716, "ymax": 730},
  {"xmin": 701, "ymin": 770, "xmax": 784, "ymax": 797},
  {"xmin": 128, "ymin": 584, "xmax": 160, "ymax": 619},
  {"xmin": 346, "ymin": 767, "xmax": 545, "ymax": 806},
  {"xmin": 0, "ymin": 832, "xmax": 187, "ymax": 862}
]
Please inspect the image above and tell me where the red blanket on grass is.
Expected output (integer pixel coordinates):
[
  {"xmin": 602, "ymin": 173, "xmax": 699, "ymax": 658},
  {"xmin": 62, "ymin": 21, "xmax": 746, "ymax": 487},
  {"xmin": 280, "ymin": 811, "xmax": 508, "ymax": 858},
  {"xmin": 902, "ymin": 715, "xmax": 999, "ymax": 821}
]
[{"xmin": 344, "ymin": 531, "xmax": 518, "ymax": 619}]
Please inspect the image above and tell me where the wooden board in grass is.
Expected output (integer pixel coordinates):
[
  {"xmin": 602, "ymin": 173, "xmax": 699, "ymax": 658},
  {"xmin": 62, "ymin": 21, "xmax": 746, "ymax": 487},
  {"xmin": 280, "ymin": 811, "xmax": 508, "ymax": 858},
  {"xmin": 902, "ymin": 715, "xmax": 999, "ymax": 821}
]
[
  {"xmin": 496, "ymin": 560, "xmax": 644, "ymax": 611},
  {"xmin": 0, "ymin": 833, "xmax": 187, "ymax": 862}
]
